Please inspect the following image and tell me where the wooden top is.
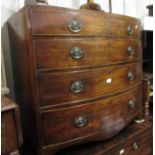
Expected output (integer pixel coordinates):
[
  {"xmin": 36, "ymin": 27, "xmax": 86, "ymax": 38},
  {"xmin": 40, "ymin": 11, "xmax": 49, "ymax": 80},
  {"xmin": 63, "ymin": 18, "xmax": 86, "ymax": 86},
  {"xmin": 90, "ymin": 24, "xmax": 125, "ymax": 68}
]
[{"xmin": 1, "ymin": 96, "xmax": 17, "ymax": 112}]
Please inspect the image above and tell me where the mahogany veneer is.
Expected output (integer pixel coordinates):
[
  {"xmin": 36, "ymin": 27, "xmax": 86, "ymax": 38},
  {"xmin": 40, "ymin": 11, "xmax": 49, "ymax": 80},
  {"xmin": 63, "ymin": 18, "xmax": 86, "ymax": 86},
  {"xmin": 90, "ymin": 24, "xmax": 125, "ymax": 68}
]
[
  {"xmin": 41, "ymin": 86, "xmax": 142, "ymax": 146},
  {"xmin": 8, "ymin": 5, "xmax": 142, "ymax": 155},
  {"xmin": 38, "ymin": 63, "xmax": 141, "ymax": 107},
  {"xmin": 57, "ymin": 119, "xmax": 152, "ymax": 155},
  {"xmin": 34, "ymin": 39, "xmax": 141, "ymax": 70}
]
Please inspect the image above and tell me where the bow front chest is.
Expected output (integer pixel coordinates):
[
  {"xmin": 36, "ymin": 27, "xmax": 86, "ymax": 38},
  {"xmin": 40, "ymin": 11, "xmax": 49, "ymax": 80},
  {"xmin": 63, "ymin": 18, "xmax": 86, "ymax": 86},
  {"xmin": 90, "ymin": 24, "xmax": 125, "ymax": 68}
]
[{"xmin": 8, "ymin": 5, "xmax": 142, "ymax": 155}]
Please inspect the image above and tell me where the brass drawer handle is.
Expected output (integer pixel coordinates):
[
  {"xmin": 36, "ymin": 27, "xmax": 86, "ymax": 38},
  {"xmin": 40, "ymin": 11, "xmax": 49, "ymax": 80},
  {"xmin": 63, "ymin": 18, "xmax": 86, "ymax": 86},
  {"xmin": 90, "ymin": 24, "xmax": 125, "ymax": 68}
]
[
  {"xmin": 70, "ymin": 47, "xmax": 84, "ymax": 59},
  {"xmin": 128, "ymin": 99, "xmax": 136, "ymax": 109},
  {"xmin": 71, "ymin": 81, "xmax": 84, "ymax": 93},
  {"xmin": 69, "ymin": 19, "xmax": 81, "ymax": 33},
  {"xmin": 127, "ymin": 46, "xmax": 134, "ymax": 55},
  {"xmin": 75, "ymin": 116, "xmax": 88, "ymax": 128},
  {"xmin": 128, "ymin": 71, "xmax": 134, "ymax": 81},
  {"xmin": 127, "ymin": 26, "xmax": 134, "ymax": 35},
  {"xmin": 133, "ymin": 142, "xmax": 139, "ymax": 150}
]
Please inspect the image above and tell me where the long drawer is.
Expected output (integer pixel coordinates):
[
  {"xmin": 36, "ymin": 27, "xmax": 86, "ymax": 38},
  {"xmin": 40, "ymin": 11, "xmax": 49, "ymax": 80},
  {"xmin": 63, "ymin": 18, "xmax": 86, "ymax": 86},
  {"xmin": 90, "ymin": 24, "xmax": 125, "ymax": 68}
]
[
  {"xmin": 34, "ymin": 39, "xmax": 141, "ymax": 70},
  {"xmin": 41, "ymin": 86, "xmax": 142, "ymax": 147},
  {"xmin": 56, "ymin": 120, "xmax": 152, "ymax": 155},
  {"xmin": 37, "ymin": 62, "xmax": 142, "ymax": 107},
  {"xmin": 31, "ymin": 6, "xmax": 107, "ymax": 36}
]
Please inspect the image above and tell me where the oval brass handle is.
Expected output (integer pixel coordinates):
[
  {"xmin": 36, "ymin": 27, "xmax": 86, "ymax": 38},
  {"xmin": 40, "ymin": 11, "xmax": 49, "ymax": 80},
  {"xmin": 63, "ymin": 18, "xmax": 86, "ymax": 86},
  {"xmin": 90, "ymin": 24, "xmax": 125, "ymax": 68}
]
[
  {"xmin": 71, "ymin": 81, "xmax": 84, "ymax": 93},
  {"xmin": 75, "ymin": 116, "xmax": 88, "ymax": 128},
  {"xmin": 127, "ymin": 46, "xmax": 134, "ymax": 55},
  {"xmin": 70, "ymin": 47, "xmax": 84, "ymax": 59},
  {"xmin": 69, "ymin": 19, "xmax": 81, "ymax": 33},
  {"xmin": 127, "ymin": 26, "xmax": 134, "ymax": 35},
  {"xmin": 128, "ymin": 71, "xmax": 134, "ymax": 81},
  {"xmin": 128, "ymin": 99, "xmax": 136, "ymax": 109},
  {"xmin": 133, "ymin": 142, "xmax": 138, "ymax": 150}
]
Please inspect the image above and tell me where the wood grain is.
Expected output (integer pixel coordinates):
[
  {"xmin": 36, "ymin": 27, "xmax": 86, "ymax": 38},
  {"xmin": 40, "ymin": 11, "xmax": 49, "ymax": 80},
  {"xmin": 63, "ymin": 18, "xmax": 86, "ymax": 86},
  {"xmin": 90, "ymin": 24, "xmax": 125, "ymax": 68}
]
[
  {"xmin": 109, "ymin": 14, "xmax": 141, "ymax": 38},
  {"xmin": 57, "ymin": 119, "xmax": 152, "ymax": 155},
  {"xmin": 34, "ymin": 38, "xmax": 141, "ymax": 70},
  {"xmin": 38, "ymin": 62, "xmax": 142, "ymax": 107},
  {"xmin": 31, "ymin": 6, "xmax": 107, "ymax": 36},
  {"xmin": 41, "ymin": 86, "xmax": 142, "ymax": 147}
]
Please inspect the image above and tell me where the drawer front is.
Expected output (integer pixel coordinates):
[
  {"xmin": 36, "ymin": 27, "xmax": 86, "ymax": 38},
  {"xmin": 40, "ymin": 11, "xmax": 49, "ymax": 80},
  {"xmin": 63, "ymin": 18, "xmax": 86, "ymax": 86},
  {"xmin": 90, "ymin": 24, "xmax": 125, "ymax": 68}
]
[
  {"xmin": 31, "ymin": 7, "xmax": 107, "ymax": 36},
  {"xmin": 41, "ymin": 86, "xmax": 142, "ymax": 147},
  {"xmin": 38, "ymin": 63, "xmax": 142, "ymax": 107},
  {"xmin": 109, "ymin": 16, "xmax": 141, "ymax": 38},
  {"xmin": 126, "ymin": 131, "xmax": 152, "ymax": 155},
  {"xmin": 114, "ymin": 129, "xmax": 152, "ymax": 155},
  {"xmin": 34, "ymin": 39, "xmax": 141, "ymax": 70}
]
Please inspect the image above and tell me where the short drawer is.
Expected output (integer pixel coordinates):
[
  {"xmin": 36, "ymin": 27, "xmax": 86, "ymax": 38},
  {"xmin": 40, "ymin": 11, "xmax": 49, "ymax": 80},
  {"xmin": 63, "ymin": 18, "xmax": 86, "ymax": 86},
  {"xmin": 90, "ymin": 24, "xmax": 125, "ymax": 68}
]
[
  {"xmin": 31, "ymin": 7, "xmax": 107, "ymax": 36},
  {"xmin": 41, "ymin": 86, "xmax": 142, "ymax": 147},
  {"xmin": 37, "ymin": 62, "xmax": 142, "ymax": 107},
  {"xmin": 34, "ymin": 39, "xmax": 141, "ymax": 70},
  {"xmin": 109, "ymin": 15, "xmax": 141, "ymax": 38}
]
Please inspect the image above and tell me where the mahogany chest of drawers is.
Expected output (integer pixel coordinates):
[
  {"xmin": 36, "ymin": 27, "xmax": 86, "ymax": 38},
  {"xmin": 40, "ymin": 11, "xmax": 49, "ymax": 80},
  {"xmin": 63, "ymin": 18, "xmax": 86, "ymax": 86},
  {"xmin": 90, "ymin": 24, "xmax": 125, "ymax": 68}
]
[
  {"xmin": 1, "ymin": 96, "xmax": 23, "ymax": 155},
  {"xmin": 8, "ymin": 5, "xmax": 142, "ymax": 155}
]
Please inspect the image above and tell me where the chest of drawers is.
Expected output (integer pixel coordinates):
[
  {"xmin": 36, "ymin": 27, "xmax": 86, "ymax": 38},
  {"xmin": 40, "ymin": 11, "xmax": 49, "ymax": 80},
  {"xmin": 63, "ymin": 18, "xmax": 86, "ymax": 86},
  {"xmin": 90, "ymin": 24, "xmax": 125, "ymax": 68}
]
[{"xmin": 8, "ymin": 5, "xmax": 142, "ymax": 155}]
